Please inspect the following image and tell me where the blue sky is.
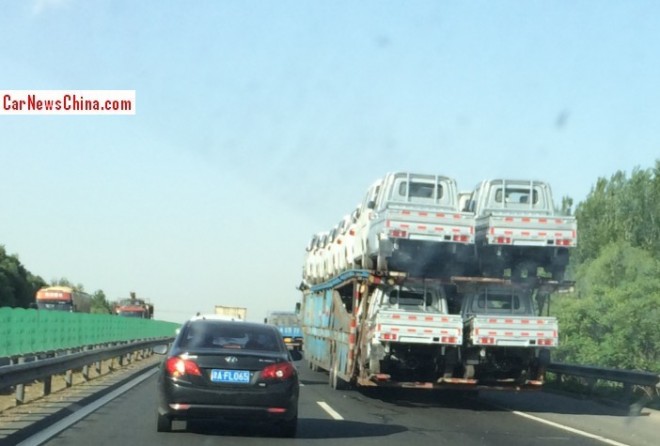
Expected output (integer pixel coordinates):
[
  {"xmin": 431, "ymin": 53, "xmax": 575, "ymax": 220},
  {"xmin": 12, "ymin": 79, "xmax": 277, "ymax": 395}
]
[{"xmin": 1, "ymin": 1, "xmax": 658, "ymax": 323}]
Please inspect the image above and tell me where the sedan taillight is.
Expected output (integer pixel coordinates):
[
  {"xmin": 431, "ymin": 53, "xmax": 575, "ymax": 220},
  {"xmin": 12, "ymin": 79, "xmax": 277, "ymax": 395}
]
[
  {"xmin": 165, "ymin": 357, "xmax": 202, "ymax": 378},
  {"xmin": 261, "ymin": 362, "xmax": 295, "ymax": 380}
]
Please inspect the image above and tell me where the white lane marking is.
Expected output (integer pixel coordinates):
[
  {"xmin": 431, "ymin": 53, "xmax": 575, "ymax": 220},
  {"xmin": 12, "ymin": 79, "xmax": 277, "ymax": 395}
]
[
  {"xmin": 317, "ymin": 401, "xmax": 344, "ymax": 420},
  {"xmin": 18, "ymin": 368, "xmax": 158, "ymax": 446},
  {"xmin": 511, "ymin": 410, "xmax": 631, "ymax": 446}
]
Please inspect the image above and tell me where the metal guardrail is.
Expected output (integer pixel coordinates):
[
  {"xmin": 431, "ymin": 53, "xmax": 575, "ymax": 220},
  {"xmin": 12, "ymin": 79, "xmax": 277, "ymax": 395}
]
[
  {"xmin": 547, "ymin": 362, "xmax": 660, "ymax": 388},
  {"xmin": 0, "ymin": 338, "xmax": 172, "ymax": 403},
  {"xmin": 547, "ymin": 362, "xmax": 660, "ymax": 413}
]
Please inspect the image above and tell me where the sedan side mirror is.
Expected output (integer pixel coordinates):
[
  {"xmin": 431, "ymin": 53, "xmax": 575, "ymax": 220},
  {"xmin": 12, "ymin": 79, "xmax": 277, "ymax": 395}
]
[{"xmin": 153, "ymin": 344, "xmax": 170, "ymax": 355}]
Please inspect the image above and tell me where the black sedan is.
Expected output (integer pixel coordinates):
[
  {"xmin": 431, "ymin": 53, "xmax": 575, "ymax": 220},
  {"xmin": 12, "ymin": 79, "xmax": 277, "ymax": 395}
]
[{"xmin": 155, "ymin": 318, "xmax": 301, "ymax": 437}]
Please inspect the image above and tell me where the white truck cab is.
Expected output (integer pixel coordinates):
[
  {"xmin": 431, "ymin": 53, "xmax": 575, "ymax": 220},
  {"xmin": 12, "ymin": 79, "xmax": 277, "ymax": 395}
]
[{"xmin": 354, "ymin": 172, "xmax": 474, "ymax": 276}]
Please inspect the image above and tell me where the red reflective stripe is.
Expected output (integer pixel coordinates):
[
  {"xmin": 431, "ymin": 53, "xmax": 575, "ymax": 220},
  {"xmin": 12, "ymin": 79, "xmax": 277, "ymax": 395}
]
[
  {"xmin": 418, "ymin": 225, "xmax": 427, "ymax": 230},
  {"xmin": 419, "ymin": 211, "xmax": 428, "ymax": 216}
]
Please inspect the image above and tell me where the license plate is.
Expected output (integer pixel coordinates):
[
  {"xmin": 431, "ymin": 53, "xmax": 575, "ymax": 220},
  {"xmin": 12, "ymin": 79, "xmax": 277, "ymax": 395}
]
[{"xmin": 210, "ymin": 369, "xmax": 251, "ymax": 384}]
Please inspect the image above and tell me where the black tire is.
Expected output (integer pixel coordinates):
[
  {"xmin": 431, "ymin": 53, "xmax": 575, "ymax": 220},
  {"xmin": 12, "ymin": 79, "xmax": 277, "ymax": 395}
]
[
  {"xmin": 329, "ymin": 362, "xmax": 349, "ymax": 390},
  {"xmin": 362, "ymin": 253, "xmax": 374, "ymax": 270},
  {"xmin": 480, "ymin": 263, "xmax": 504, "ymax": 278},
  {"xmin": 551, "ymin": 266, "xmax": 565, "ymax": 282},
  {"xmin": 156, "ymin": 412, "xmax": 172, "ymax": 433},
  {"xmin": 376, "ymin": 254, "xmax": 388, "ymax": 272},
  {"xmin": 512, "ymin": 261, "xmax": 538, "ymax": 282},
  {"xmin": 275, "ymin": 416, "xmax": 298, "ymax": 438}
]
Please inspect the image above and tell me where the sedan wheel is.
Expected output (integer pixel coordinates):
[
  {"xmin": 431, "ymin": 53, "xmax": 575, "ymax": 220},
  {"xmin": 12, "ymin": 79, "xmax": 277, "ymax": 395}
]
[
  {"xmin": 156, "ymin": 413, "xmax": 172, "ymax": 433},
  {"xmin": 275, "ymin": 416, "xmax": 298, "ymax": 438}
]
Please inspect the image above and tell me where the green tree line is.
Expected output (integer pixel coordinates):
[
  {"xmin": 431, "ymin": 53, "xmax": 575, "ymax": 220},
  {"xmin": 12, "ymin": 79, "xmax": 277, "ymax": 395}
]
[
  {"xmin": 0, "ymin": 246, "xmax": 46, "ymax": 308},
  {"xmin": 553, "ymin": 160, "xmax": 660, "ymax": 372},
  {"xmin": 0, "ymin": 249, "xmax": 113, "ymax": 314}
]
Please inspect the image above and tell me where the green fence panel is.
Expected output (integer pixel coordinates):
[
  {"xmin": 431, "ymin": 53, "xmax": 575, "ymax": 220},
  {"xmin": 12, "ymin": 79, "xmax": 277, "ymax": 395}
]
[
  {"xmin": 0, "ymin": 308, "xmax": 11, "ymax": 356},
  {"xmin": 0, "ymin": 307, "xmax": 180, "ymax": 356}
]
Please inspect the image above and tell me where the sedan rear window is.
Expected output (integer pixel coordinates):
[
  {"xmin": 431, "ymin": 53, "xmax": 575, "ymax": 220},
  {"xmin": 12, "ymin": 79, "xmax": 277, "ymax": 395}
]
[{"xmin": 179, "ymin": 322, "xmax": 282, "ymax": 352}]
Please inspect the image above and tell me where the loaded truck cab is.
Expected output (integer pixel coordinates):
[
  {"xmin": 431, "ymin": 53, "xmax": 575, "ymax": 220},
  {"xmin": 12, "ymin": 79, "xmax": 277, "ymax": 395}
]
[
  {"xmin": 364, "ymin": 281, "xmax": 463, "ymax": 382},
  {"xmin": 457, "ymin": 285, "xmax": 556, "ymax": 384}
]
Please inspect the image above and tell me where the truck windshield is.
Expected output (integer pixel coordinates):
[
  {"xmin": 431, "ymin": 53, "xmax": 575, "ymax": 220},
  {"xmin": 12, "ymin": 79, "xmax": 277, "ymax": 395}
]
[
  {"xmin": 387, "ymin": 288, "xmax": 434, "ymax": 308},
  {"xmin": 269, "ymin": 314, "xmax": 299, "ymax": 326},
  {"xmin": 392, "ymin": 180, "xmax": 445, "ymax": 204},
  {"xmin": 468, "ymin": 291, "xmax": 535, "ymax": 315},
  {"xmin": 118, "ymin": 311, "xmax": 145, "ymax": 318},
  {"xmin": 37, "ymin": 301, "xmax": 73, "ymax": 311}
]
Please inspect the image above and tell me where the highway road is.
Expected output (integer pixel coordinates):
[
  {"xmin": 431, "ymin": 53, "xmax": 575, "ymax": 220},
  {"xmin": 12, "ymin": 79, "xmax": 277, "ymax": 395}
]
[{"xmin": 14, "ymin": 361, "xmax": 659, "ymax": 446}]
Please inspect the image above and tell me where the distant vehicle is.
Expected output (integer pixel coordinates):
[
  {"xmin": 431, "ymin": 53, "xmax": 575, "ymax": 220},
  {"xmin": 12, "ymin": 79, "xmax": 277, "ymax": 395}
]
[
  {"xmin": 351, "ymin": 172, "xmax": 474, "ymax": 276},
  {"xmin": 455, "ymin": 278, "xmax": 558, "ymax": 384},
  {"xmin": 154, "ymin": 319, "xmax": 301, "ymax": 436},
  {"xmin": 190, "ymin": 313, "xmax": 243, "ymax": 322},
  {"xmin": 301, "ymin": 270, "xmax": 463, "ymax": 389},
  {"xmin": 35, "ymin": 286, "xmax": 92, "ymax": 313},
  {"xmin": 265, "ymin": 311, "xmax": 303, "ymax": 351},
  {"xmin": 465, "ymin": 179, "xmax": 577, "ymax": 280},
  {"xmin": 114, "ymin": 292, "xmax": 154, "ymax": 318},
  {"xmin": 214, "ymin": 305, "xmax": 247, "ymax": 321}
]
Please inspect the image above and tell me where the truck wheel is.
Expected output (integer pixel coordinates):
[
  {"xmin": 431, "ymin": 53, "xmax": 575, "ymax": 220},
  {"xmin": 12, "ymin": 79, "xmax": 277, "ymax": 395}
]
[
  {"xmin": 512, "ymin": 261, "xmax": 538, "ymax": 282},
  {"xmin": 361, "ymin": 253, "xmax": 374, "ymax": 270},
  {"xmin": 329, "ymin": 361, "xmax": 348, "ymax": 390},
  {"xmin": 480, "ymin": 262, "xmax": 504, "ymax": 278},
  {"xmin": 376, "ymin": 254, "xmax": 388, "ymax": 272},
  {"xmin": 550, "ymin": 266, "xmax": 565, "ymax": 282}
]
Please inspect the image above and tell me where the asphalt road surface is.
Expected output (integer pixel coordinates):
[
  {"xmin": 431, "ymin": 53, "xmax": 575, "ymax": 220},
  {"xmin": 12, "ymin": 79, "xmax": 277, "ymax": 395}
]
[{"xmin": 14, "ymin": 361, "xmax": 660, "ymax": 446}]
